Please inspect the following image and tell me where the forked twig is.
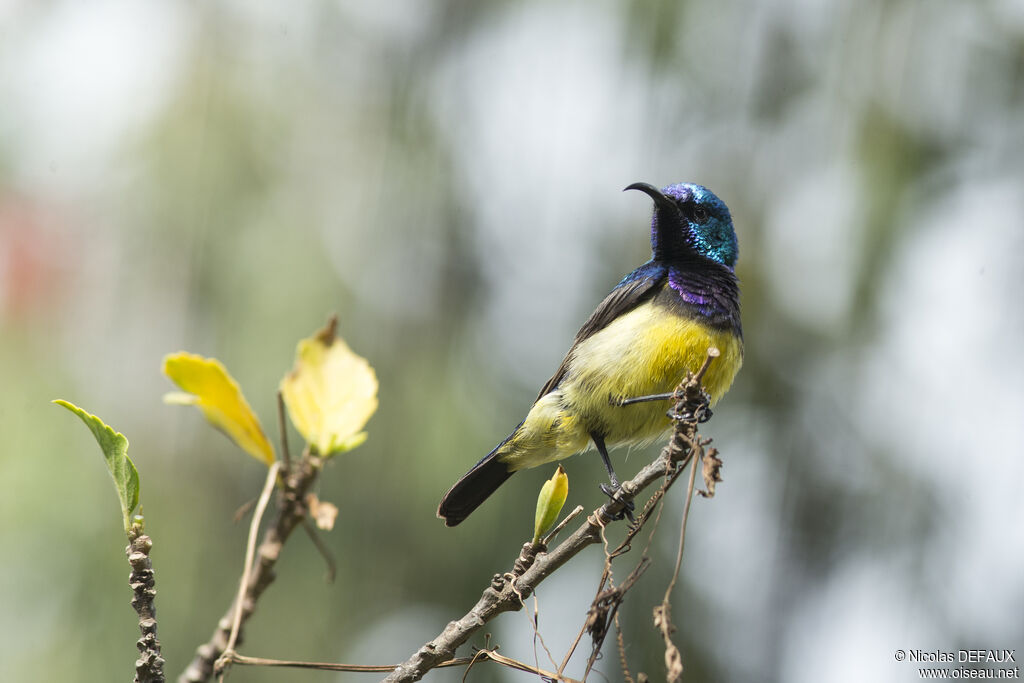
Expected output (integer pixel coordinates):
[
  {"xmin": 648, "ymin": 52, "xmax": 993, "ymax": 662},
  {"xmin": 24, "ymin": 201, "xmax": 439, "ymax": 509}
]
[{"xmin": 179, "ymin": 450, "xmax": 321, "ymax": 683}]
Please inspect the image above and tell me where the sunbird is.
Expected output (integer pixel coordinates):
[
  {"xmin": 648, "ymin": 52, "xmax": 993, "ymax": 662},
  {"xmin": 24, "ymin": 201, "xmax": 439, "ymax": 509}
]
[{"xmin": 438, "ymin": 182, "xmax": 743, "ymax": 526}]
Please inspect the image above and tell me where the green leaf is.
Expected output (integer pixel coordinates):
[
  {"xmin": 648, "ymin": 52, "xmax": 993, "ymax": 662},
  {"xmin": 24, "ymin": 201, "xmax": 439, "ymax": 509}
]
[
  {"xmin": 53, "ymin": 399, "xmax": 140, "ymax": 535},
  {"xmin": 533, "ymin": 465, "xmax": 569, "ymax": 544}
]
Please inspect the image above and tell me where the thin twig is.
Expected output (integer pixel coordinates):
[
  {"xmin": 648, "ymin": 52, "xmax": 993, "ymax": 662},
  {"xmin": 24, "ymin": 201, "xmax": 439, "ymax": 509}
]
[
  {"xmin": 651, "ymin": 419, "xmax": 705, "ymax": 683},
  {"xmin": 583, "ymin": 536, "xmax": 652, "ymax": 680},
  {"xmin": 610, "ymin": 451, "xmax": 692, "ymax": 561},
  {"xmin": 231, "ymin": 499, "xmax": 256, "ymax": 524},
  {"xmin": 575, "ymin": 525, "xmax": 614, "ymax": 679},
  {"xmin": 482, "ymin": 648, "xmax": 585, "ymax": 682},
  {"xmin": 558, "ymin": 609, "xmax": 590, "ymax": 678},
  {"xmin": 276, "ymin": 391, "xmax": 291, "ymax": 472},
  {"xmin": 524, "ymin": 593, "xmax": 561, "ymax": 676},
  {"xmin": 301, "ymin": 518, "xmax": 337, "ymax": 582},
  {"xmin": 664, "ymin": 443, "xmax": 700, "ymax": 604},
  {"xmin": 216, "ymin": 461, "xmax": 281, "ymax": 679},
  {"xmin": 221, "ymin": 649, "xmax": 581, "ymax": 680},
  {"xmin": 542, "ymin": 505, "xmax": 585, "ymax": 546},
  {"xmin": 222, "ymin": 651, "xmax": 473, "ymax": 672},
  {"xmin": 557, "ymin": 554, "xmax": 596, "ymax": 679},
  {"xmin": 228, "ymin": 652, "xmax": 394, "ymax": 672},
  {"xmin": 614, "ymin": 611, "xmax": 635, "ymax": 683}
]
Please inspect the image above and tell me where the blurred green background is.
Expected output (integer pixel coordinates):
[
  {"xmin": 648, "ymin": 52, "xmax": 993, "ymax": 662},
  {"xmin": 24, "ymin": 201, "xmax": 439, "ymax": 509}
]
[{"xmin": 2, "ymin": 1, "xmax": 1022, "ymax": 682}]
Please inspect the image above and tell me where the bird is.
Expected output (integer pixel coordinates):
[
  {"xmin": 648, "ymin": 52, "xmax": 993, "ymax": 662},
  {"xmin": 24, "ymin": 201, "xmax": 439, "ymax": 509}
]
[{"xmin": 437, "ymin": 181, "xmax": 743, "ymax": 527}]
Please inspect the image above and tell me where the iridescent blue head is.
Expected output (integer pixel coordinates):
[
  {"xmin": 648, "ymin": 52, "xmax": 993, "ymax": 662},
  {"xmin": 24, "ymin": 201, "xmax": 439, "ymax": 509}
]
[{"xmin": 625, "ymin": 181, "xmax": 738, "ymax": 268}]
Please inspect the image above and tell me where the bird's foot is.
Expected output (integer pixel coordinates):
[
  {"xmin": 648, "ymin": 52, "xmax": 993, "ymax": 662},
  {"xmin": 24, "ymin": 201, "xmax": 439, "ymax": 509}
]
[
  {"xmin": 695, "ymin": 388, "xmax": 713, "ymax": 422},
  {"xmin": 668, "ymin": 389, "xmax": 713, "ymax": 423},
  {"xmin": 599, "ymin": 483, "xmax": 636, "ymax": 523}
]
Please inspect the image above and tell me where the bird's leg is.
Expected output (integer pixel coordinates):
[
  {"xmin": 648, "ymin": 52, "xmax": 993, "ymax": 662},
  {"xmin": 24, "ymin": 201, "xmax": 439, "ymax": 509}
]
[
  {"xmin": 591, "ymin": 433, "xmax": 635, "ymax": 522},
  {"xmin": 594, "ymin": 433, "xmax": 621, "ymax": 489}
]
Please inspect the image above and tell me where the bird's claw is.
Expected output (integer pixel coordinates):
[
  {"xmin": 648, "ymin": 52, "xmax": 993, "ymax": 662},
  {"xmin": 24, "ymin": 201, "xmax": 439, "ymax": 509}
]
[
  {"xmin": 600, "ymin": 483, "xmax": 636, "ymax": 523},
  {"xmin": 667, "ymin": 390, "xmax": 713, "ymax": 423}
]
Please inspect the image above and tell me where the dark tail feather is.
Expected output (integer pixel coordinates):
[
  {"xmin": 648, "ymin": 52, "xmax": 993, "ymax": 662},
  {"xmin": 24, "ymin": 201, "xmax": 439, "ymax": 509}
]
[{"xmin": 437, "ymin": 435, "xmax": 517, "ymax": 527}]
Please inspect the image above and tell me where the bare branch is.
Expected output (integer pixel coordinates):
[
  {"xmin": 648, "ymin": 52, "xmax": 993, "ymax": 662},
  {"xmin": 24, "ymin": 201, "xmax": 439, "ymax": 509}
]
[{"xmin": 127, "ymin": 523, "xmax": 165, "ymax": 683}]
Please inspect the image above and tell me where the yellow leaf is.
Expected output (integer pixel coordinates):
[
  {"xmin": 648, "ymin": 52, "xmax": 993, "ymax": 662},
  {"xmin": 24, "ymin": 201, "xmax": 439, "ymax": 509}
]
[
  {"xmin": 280, "ymin": 317, "xmax": 378, "ymax": 457},
  {"xmin": 162, "ymin": 352, "xmax": 275, "ymax": 465},
  {"xmin": 533, "ymin": 465, "xmax": 569, "ymax": 544}
]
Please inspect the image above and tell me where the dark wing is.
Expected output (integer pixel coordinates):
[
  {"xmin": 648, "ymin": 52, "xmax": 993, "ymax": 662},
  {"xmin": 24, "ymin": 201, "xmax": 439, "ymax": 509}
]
[{"xmin": 536, "ymin": 264, "xmax": 666, "ymax": 399}]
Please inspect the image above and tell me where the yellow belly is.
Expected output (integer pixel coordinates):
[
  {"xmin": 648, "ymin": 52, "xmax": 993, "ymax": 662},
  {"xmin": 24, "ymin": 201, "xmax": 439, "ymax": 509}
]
[{"xmin": 500, "ymin": 301, "xmax": 743, "ymax": 471}]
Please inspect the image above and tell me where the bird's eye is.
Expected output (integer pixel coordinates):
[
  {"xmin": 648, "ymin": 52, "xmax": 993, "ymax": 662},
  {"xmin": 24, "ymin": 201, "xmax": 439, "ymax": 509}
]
[{"xmin": 693, "ymin": 207, "xmax": 709, "ymax": 223}]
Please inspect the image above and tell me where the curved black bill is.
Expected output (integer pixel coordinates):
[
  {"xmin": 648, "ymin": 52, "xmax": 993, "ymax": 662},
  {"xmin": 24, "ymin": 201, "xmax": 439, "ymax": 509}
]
[{"xmin": 624, "ymin": 182, "xmax": 675, "ymax": 212}]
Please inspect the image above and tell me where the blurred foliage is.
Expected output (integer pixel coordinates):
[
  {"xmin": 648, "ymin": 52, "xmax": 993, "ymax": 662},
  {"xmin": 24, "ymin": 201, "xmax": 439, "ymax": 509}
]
[{"xmin": 1, "ymin": 1, "xmax": 1022, "ymax": 682}]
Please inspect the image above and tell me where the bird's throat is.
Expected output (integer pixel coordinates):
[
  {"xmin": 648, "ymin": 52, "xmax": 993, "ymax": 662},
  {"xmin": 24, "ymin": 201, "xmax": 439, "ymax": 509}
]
[{"xmin": 663, "ymin": 262, "xmax": 742, "ymax": 336}]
